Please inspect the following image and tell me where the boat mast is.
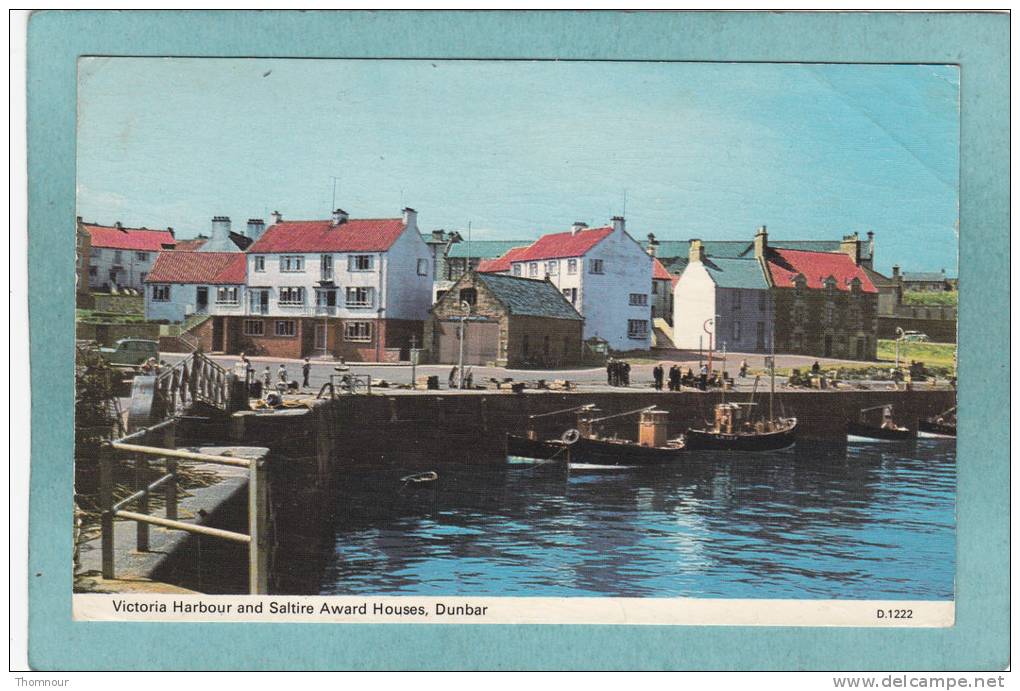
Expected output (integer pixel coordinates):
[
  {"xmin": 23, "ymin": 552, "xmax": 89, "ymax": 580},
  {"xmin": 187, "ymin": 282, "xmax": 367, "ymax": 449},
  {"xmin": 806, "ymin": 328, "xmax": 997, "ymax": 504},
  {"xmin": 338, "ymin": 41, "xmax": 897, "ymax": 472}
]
[{"xmin": 769, "ymin": 310, "xmax": 775, "ymax": 421}]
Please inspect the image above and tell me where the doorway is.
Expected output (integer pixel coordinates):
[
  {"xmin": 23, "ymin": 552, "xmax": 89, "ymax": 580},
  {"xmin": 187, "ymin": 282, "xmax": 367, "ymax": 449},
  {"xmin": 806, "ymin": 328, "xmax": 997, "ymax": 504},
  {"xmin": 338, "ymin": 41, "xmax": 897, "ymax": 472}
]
[{"xmin": 196, "ymin": 286, "xmax": 209, "ymax": 313}]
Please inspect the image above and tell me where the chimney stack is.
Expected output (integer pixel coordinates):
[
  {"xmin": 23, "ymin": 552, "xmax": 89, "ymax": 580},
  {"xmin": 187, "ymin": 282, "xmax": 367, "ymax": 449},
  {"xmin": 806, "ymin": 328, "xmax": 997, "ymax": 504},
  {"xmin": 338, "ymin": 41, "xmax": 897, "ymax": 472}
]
[
  {"xmin": 211, "ymin": 216, "xmax": 231, "ymax": 240},
  {"xmin": 271, "ymin": 210, "xmax": 283, "ymax": 225},
  {"xmin": 646, "ymin": 232, "xmax": 659, "ymax": 257},
  {"xmin": 246, "ymin": 218, "xmax": 266, "ymax": 241},
  {"xmin": 611, "ymin": 216, "xmax": 626, "ymax": 234},
  {"xmin": 688, "ymin": 238, "xmax": 705, "ymax": 264},
  {"xmin": 402, "ymin": 207, "xmax": 418, "ymax": 229},
  {"xmin": 754, "ymin": 225, "xmax": 768, "ymax": 260},
  {"xmin": 571, "ymin": 221, "xmax": 588, "ymax": 236},
  {"xmin": 331, "ymin": 208, "xmax": 349, "ymax": 227},
  {"xmin": 114, "ymin": 221, "xmax": 124, "ymax": 230},
  {"xmin": 840, "ymin": 232, "xmax": 862, "ymax": 265}
]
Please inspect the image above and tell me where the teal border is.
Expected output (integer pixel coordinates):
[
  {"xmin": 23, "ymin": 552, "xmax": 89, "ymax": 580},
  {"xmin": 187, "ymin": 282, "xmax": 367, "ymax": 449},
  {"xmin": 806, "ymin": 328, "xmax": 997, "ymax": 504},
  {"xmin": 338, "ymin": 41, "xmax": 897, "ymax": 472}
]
[{"xmin": 28, "ymin": 10, "xmax": 1008, "ymax": 670}]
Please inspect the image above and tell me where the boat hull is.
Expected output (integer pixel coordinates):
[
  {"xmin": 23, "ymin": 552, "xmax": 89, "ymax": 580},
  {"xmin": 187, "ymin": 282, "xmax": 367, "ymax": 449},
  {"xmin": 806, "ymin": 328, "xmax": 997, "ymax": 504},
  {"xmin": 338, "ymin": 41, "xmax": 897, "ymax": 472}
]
[
  {"xmin": 570, "ymin": 436, "xmax": 686, "ymax": 466},
  {"xmin": 505, "ymin": 433, "xmax": 568, "ymax": 460},
  {"xmin": 846, "ymin": 421, "xmax": 916, "ymax": 443},
  {"xmin": 917, "ymin": 420, "xmax": 956, "ymax": 439},
  {"xmin": 684, "ymin": 421, "xmax": 797, "ymax": 452}
]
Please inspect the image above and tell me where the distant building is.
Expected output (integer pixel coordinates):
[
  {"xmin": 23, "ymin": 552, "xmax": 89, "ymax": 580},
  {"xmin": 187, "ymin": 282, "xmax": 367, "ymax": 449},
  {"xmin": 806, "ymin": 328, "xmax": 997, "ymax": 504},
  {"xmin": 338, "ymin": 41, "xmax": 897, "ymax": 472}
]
[
  {"xmin": 900, "ymin": 268, "xmax": 954, "ymax": 292},
  {"xmin": 425, "ymin": 271, "xmax": 583, "ymax": 368},
  {"xmin": 80, "ymin": 219, "xmax": 176, "ymax": 291},
  {"xmin": 425, "ymin": 233, "xmax": 530, "ymax": 304},
  {"xmin": 75, "ymin": 219, "xmax": 91, "ymax": 304}
]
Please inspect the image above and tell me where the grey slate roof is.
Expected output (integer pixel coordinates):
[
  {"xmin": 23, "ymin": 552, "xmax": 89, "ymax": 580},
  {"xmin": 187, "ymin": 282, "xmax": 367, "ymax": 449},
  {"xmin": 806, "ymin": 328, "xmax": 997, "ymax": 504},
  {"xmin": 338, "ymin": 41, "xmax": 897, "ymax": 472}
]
[
  {"xmin": 476, "ymin": 273, "xmax": 583, "ymax": 320},
  {"xmin": 648, "ymin": 239, "xmax": 843, "ymax": 262},
  {"xmin": 902, "ymin": 271, "xmax": 947, "ymax": 282},
  {"xmin": 447, "ymin": 240, "xmax": 531, "ymax": 259},
  {"xmin": 702, "ymin": 257, "xmax": 769, "ymax": 290}
]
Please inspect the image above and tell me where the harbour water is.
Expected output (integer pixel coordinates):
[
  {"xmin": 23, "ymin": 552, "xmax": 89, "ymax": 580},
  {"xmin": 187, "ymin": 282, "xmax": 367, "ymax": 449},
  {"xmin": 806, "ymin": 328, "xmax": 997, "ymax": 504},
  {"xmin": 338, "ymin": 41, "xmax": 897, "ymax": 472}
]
[{"xmin": 320, "ymin": 440, "xmax": 955, "ymax": 600}]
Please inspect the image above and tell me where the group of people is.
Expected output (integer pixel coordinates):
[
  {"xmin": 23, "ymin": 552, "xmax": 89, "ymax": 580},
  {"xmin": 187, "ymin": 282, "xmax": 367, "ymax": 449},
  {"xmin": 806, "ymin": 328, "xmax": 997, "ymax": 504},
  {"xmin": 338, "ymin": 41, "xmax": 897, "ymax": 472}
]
[
  {"xmin": 238, "ymin": 352, "xmax": 314, "ymax": 398},
  {"xmin": 606, "ymin": 358, "xmax": 631, "ymax": 387}
]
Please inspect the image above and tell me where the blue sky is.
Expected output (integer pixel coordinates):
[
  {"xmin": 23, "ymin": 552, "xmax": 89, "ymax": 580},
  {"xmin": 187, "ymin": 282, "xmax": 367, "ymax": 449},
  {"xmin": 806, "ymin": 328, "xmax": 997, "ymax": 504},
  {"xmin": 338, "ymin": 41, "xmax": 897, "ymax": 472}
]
[{"xmin": 76, "ymin": 59, "xmax": 959, "ymax": 274}]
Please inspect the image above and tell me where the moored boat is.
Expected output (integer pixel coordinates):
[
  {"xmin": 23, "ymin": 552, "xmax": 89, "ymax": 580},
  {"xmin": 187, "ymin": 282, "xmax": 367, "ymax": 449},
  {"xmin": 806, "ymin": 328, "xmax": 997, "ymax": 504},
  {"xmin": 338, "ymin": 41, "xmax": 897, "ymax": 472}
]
[
  {"xmin": 847, "ymin": 405, "xmax": 916, "ymax": 443},
  {"xmin": 917, "ymin": 407, "xmax": 956, "ymax": 438},
  {"xmin": 685, "ymin": 405, "xmax": 797, "ymax": 451},
  {"xmin": 505, "ymin": 432, "xmax": 569, "ymax": 460}
]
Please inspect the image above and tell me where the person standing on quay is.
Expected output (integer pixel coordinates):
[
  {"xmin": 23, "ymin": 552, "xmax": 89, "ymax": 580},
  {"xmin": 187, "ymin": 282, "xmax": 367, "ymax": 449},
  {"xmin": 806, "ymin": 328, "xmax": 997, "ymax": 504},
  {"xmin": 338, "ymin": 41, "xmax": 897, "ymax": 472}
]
[
  {"xmin": 669, "ymin": 364, "xmax": 681, "ymax": 391},
  {"xmin": 652, "ymin": 363, "xmax": 664, "ymax": 391},
  {"xmin": 302, "ymin": 357, "xmax": 311, "ymax": 389}
]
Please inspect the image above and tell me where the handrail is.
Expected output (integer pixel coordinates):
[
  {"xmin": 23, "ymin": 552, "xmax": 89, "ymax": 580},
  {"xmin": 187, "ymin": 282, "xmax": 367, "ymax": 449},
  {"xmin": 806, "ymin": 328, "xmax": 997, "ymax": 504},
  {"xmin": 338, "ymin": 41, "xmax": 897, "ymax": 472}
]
[{"xmin": 99, "ymin": 429, "xmax": 270, "ymax": 594}]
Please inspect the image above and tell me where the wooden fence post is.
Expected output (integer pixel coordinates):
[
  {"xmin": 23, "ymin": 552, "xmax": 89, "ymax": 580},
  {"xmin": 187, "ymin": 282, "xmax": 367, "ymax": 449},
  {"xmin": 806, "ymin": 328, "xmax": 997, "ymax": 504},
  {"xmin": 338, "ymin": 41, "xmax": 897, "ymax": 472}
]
[
  {"xmin": 248, "ymin": 457, "xmax": 269, "ymax": 594},
  {"xmin": 99, "ymin": 443, "xmax": 115, "ymax": 580}
]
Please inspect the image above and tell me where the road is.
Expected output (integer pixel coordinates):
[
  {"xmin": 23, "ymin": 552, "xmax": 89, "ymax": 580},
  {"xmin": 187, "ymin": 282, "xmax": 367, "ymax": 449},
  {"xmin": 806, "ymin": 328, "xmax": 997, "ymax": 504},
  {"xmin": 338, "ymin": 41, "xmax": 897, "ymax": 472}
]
[{"xmin": 159, "ymin": 350, "xmax": 926, "ymax": 394}]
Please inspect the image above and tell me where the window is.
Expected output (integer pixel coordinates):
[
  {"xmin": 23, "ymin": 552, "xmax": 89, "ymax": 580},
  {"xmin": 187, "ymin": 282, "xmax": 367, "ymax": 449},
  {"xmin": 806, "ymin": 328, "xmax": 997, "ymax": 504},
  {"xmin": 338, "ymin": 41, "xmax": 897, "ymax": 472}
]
[
  {"xmin": 243, "ymin": 319, "xmax": 264, "ymax": 336},
  {"xmin": 757, "ymin": 322, "xmax": 766, "ymax": 349},
  {"xmin": 522, "ymin": 334, "xmax": 530, "ymax": 356},
  {"xmin": 652, "ymin": 281, "xmax": 659, "ymax": 295},
  {"xmin": 136, "ymin": 252, "xmax": 149, "ymax": 261},
  {"xmin": 113, "ymin": 250, "xmax": 123, "ymax": 264},
  {"xmin": 567, "ymin": 259, "xmax": 578, "ymax": 275},
  {"xmin": 88, "ymin": 266, "xmax": 97, "ymax": 276},
  {"xmin": 315, "ymin": 288, "xmax": 337, "ymax": 308},
  {"xmin": 627, "ymin": 319, "xmax": 649, "ymax": 340},
  {"xmin": 281, "ymin": 255, "xmax": 305, "ymax": 272},
  {"xmin": 562, "ymin": 287, "xmax": 577, "ymax": 305},
  {"xmin": 417, "ymin": 258, "xmax": 429, "ymax": 276},
  {"xmin": 759, "ymin": 292, "xmax": 767, "ymax": 311},
  {"xmin": 91, "ymin": 248, "xmax": 101, "ymax": 258},
  {"xmin": 546, "ymin": 261, "xmax": 558, "ymax": 276},
  {"xmin": 344, "ymin": 321, "xmax": 373, "ymax": 343},
  {"xmin": 349, "ymin": 255, "xmax": 374, "ymax": 271},
  {"xmin": 278, "ymin": 287, "xmax": 305, "ymax": 306},
  {"xmin": 733, "ymin": 291, "xmax": 741, "ymax": 310},
  {"xmin": 320, "ymin": 254, "xmax": 333, "ymax": 279},
  {"xmin": 732, "ymin": 321, "xmax": 741, "ymax": 341},
  {"xmin": 151, "ymin": 285, "xmax": 170, "ymax": 301},
  {"xmin": 629, "ymin": 293, "xmax": 648, "ymax": 306},
  {"xmin": 215, "ymin": 286, "xmax": 239, "ymax": 305},
  {"xmin": 253, "ymin": 256, "xmax": 266, "ymax": 272},
  {"xmin": 275, "ymin": 320, "xmax": 296, "ymax": 337},
  {"xmin": 345, "ymin": 286, "xmax": 373, "ymax": 308},
  {"xmin": 512, "ymin": 264, "xmax": 522, "ymax": 277},
  {"xmin": 140, "ymin": 272, "xmax": 146, "ymax": 283},
  {"xmin": 459, "ymin": 288, "xmax": 477, "ymax": 306},
  {"xmin": 589, "ymin": 259, "xmax": 604, "ymax": 274},
  {"xmin": 528, "ymin": 262, "xmax": 538, "ymax": 278}
]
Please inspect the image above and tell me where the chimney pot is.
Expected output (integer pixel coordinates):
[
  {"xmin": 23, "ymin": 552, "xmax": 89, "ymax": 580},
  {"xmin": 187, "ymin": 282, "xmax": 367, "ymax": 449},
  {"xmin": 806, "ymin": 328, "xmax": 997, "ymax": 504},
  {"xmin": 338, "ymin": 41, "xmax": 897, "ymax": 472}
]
[
  {"xmin": 402, "ymin": 207, "xmax": 418, "ymax": 228},
  {"xmin": 271, "ymin": 210, "xmax": 283, "ymax": 225},
  {"xmin": 331, "ymin": 208, "xmax": 349, "ymax": 226},
  {"xmin": 688, "ymin": 238, "xmax": 705, "ymax": 263},
  {"xmin": 611, "ymin": 216, "xmax": 625, "ymax": 233},
  {"xmin": 754, "ymin": 225, "xmax": 768, "ymax": 260},
  {"xmin": 571, "ymin": 221, "xmax": 588, "ymax": 236}
]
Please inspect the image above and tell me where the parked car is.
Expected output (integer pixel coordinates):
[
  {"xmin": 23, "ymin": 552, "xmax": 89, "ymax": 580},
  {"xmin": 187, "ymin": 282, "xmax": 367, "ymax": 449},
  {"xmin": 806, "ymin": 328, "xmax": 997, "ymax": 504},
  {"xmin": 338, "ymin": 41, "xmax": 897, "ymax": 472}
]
[
  {"xmin": 900, "ymin": 330, "xmax": 930, "ymax": 342},
  {"xmin": 98, "ymin": 338, "xmax": 159, "ymax": 367}
]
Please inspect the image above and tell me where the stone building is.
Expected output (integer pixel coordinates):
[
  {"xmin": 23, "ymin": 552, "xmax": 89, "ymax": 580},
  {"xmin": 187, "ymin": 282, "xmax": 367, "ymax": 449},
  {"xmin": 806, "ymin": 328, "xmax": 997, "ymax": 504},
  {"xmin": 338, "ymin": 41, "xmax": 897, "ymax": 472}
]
[
  {"xmin": 424, "ymin": 271, "xmax": 584, "ymax": 368},
  {"xmin": 760, "ymin": 228, "xmax": 880, "ymax": 360}
]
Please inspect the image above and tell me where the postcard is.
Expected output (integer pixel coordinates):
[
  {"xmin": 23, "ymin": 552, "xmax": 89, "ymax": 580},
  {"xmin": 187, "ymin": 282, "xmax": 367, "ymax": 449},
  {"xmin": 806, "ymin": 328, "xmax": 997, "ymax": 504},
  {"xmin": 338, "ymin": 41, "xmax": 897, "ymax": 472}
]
[{"xmin": 22, "ymin": 9, "xmax": 1009, "ymax": 672}]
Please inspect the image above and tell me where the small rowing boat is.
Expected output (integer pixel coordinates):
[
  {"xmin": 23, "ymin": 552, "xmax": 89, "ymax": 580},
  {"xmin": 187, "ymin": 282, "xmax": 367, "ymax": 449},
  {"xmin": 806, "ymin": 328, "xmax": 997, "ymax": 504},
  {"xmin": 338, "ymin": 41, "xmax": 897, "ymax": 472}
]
[{"xmin": 847, "ymin": 405, "xmax": 915, "ymax": 443}]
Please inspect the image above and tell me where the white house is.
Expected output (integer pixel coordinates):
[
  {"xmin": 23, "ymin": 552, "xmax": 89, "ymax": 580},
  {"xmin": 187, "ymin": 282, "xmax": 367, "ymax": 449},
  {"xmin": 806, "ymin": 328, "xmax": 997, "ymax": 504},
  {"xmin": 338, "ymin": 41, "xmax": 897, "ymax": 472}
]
[
  {"xmin": 671, "ymin": 239, "xmax": 773, "ymax": 353},
  {"xmin": 80, "ymin": 219, "xmax": 176, "ymax": 292},
  {"xmin": 236, "ymin": 207, "xmax": 434, "ymax": 361},
  {"xmin": 494, "ymin": 217, "xmax": 653, "ymax": 351}
]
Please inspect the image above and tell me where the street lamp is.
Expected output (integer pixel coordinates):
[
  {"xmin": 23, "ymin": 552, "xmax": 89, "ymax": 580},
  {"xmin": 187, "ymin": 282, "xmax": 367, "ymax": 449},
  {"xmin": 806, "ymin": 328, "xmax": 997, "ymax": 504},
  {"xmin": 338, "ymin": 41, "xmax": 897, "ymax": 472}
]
[
  {"xmin": 894, "ymin": 327, "xmax": 905, "ymax": 370},
  {"xmin": 458, "ymin": 300, "xmax": 471, "ymax": 389}
]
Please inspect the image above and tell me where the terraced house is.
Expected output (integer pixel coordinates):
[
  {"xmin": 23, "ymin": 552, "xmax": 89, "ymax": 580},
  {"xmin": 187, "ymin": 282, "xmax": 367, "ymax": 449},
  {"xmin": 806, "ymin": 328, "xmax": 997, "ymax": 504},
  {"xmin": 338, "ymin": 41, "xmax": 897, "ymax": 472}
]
[{"xmin": 79, "ymin": 218, "xmax": 177, "ymax": 291}]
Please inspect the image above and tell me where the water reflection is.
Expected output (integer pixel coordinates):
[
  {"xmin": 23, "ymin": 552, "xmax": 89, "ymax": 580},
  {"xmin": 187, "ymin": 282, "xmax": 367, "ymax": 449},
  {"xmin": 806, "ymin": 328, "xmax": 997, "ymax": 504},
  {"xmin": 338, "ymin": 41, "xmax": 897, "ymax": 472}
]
[{"xmin": 320, "ymin": 439, "xmax": 955, "ymax": 600}]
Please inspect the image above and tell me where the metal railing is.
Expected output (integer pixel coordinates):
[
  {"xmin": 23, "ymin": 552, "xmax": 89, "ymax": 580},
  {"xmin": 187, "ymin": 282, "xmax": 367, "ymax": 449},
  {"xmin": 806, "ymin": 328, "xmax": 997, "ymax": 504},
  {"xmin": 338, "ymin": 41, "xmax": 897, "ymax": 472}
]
[
  {"xmin": 152, "ymin": 352, "xmax": 230, "ymax": 421},
  {"xmin": 99, "ymin": 420, "xmax": 270, "ymax": 594},
  {"xmin": 316, "ymin": 372, "xmax": 372, "ymax": 398}
]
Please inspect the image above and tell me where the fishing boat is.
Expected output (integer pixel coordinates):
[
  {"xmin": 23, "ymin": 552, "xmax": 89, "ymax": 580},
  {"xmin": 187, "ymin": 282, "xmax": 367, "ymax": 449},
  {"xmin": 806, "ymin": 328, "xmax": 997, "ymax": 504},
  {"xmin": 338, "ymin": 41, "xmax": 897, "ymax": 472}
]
[
  {"xmin": 566, "ymin": 407, "xmax": 687, "ymax": 465},
  {"xmin": 505, "ymin": 404, "xmax": 593, "ymax": 460},
  {"xmin": 684, "ymin": 350, "xmax": 797, "ymax": 452},
  {"xmin": 684, "ymin": 402, "xmax": 797, "ymax": 451},
  {"xmin": 917, "ymin": 407, "xmax": 956, "ymax": 438},
  {"xmin": 847, "ymin": 405, "xmax": 916, "ymax": 443}
]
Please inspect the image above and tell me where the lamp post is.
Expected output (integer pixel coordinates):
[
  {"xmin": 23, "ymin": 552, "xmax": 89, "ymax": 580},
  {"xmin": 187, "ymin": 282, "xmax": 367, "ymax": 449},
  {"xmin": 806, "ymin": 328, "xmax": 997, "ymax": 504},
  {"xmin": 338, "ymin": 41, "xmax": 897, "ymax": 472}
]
[
  {"xmin": 703, "ymin": 317, "xmax": 717, "ymax": 373},
  {"xmin": 458, "ymin": 300, "xmax": 471, "ymax": 389},
  {"xmin": 894, "ymin": 327, "xmax": 905, "ymax": 370}
]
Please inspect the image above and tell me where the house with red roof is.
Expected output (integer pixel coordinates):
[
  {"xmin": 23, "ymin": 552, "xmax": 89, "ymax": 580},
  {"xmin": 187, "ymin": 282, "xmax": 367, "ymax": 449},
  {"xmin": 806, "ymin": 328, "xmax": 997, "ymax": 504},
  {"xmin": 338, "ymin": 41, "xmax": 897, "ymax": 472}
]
[
  {"xmin": 481, "ymin": 217, "xmax": 653, "ymax": 351},
  {"xmin": 144, "ymin": 251, "xmax": 248, "ymax": 342},
  {"xmin": 237, "ymin": 207, "xmax": 433, "ymax": 361},
  {"xmin": 79, "ymin": 218, "xmax": 176, "ymax": 291},
  {"xmin": 759, "ymin": 227, "xmax": 879, "ymax": 360}
]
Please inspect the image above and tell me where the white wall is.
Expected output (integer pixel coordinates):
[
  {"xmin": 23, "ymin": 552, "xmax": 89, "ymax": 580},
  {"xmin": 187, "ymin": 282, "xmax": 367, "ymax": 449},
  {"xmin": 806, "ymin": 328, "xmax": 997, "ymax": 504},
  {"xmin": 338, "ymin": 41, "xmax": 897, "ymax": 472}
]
[
  {"xmin": 384, "ymin": 221, "xmax": 435, "ymax": 321},
  {"xmin": 89, "ymin": 248, "xmax": 158, "ymax": 291},
  {"xmin": 672, "ymin": 261, "xmax": 717, "ymax": 350},
  {"xmin": 508, "ymin": 226, "xmax": 652, "ymax": 351},
  {"xmin": 245, "ymin": 222, "xmax": 432, "ymax": 321}
]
